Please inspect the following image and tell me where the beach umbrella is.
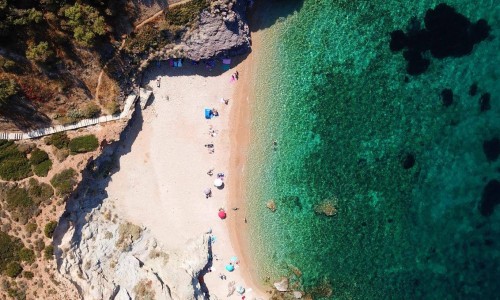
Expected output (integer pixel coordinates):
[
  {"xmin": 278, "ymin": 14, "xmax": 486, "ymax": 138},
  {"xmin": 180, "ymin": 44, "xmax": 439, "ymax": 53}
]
[
  {"xmin": 218, "ymin": 210, "xmax": 227, "ymax": 219},
  {"xmin": 214, "ymin": 178, "xmax": 223, "ymax": 187},
  {"xmin": 204, "ymin": 188, "xmax": 211, "ymax": 195},
  {"xmin": 225, "ymin": 264, "xmax": 234, "ymax": 272}
]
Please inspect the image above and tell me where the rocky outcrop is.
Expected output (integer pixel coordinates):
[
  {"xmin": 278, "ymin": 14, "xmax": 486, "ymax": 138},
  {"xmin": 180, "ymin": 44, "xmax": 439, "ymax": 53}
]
[
  {"xmin": 274, "ymin": 277, "xmax": 289, "ymax": 292},
  {"xmin": 57, "ymin": 201, "xmax": 210, "ymax": 300},
  {"xmin": 181, "ymin": 0, "xmax": 251, "ymax": 60}
]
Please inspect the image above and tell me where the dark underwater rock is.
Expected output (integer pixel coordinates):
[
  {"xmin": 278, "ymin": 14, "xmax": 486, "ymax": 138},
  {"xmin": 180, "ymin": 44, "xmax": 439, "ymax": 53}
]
[
  {"xmin": 441, "ymin": 88, "xmax": 453, "ymax": 107},
  {"xmin": 469, "ymin": 83, "xmax": 478, "ymax": 96},
  {"xmin": 402, "ymin": 153, "xmax": 416, "ymax": 169},
  {"xmin": 390, "ymin": 30, "xmax": 407, "ymax": 51},
  {"xmin": 483, "ymin": 138, "xmax": 500, "ymax": 162},
  {"xmin": 390, "ymin": 3, "xmax": 491, "ymax": 75},
  {"xmin": 479, "ymin": 179, "xmax": 500, "ymax": 217},
  {"xmin": 479, "ymin": 93, "xmax": 491, "ymax": 112},
  {"xmin": 403, "ymin": 50, "xmax": 430, "ymax": 75}
]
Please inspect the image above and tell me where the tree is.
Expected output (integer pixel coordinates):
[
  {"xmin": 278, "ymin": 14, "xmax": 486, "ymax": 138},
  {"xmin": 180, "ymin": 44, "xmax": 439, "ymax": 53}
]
[
  {"xmin": 26, "ymin": 42, "xmax": 54, "ymax": 63},
  {"xmin": 63, "ymin": 3, "xmax": 106, "ymax": 47},
  {"xmin": 0, "ymin": 78, "xmax": 18, "ymax": 106}
]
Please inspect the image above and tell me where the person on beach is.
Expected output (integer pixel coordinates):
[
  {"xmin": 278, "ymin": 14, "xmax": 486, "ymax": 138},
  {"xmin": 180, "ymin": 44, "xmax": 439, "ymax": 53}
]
[
  {"xmin": 273, "ymin": 140, "xmax": 278, "ymax": 151},
  {"xmin": 207, "ymin": 168, "xmax": 214, "ymax": 176},
  {"xmin": 230, "ymin": 74, "xmax": 236, "ymax": 82},
  {"xmin": 235, "ymin": 70, "xmax": 239, "ymax": 80},
  {"xmin": 212, "ymin": 108, "xmax": 219, "ymax": 116}
]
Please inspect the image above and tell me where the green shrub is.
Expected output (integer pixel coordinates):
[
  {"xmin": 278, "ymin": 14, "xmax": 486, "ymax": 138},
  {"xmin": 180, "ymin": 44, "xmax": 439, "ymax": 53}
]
[
  {"xmin": 33, "ymin": 159, "xmax": 52, "ymax": 177},
  {"xmin": 4, "ymin": 186, "xmax": 38, "ymax": 223},
  {"xmin": 0, "ymin": 57, "xmax": 16, "ymax": 72},
  {"xmin": 104, "ymin": 100, "xmax": 120, "ymax": 115},
  {"xmin": 0, "ymin": 231, "xmax": 22, "ymax": 273},
  {"xmin": 0, "ymin": 79, "xmax": 18, "ymax": 107},
  {"xmin": 69, "ymin": 135, "xmax": 98, "ymax": 154},
  {"xmin": 25, "ymin": 42, "xmax": 54, "ymax": 63},
  {"xmin": 18, "ymin": 248, "xmax": 35, "ymax": 264},
  {"xmin": 63, "ymin": 3, "xmax": 106, "ymax": 46},
  {"xmin": 25, "ymin": 223, "xmax": 37, "ymax": 235},
  {"xmin": 43, "ymin": 245, "xmax": 54, "ymax": 260},
  {"xmin": 28, "ymin": 178, "xmax": 53, "ymax": 204},
  {"xmin": 23, "ymin": 271, "xmax": 34, "ymax": 279},
  {"xmin": 29, "ymin": 148, "xmax": 49, "ymax": 165},
  {"xmin": 50, "ymin": 168, "xmax": 77, "ymax": 196},
  {"xmin": 82, "ymin": 102, "xmax": 101, "ymax": 118},
  {"xmin": 0, "ymin": 140, "xmax": 32, "ymax": 180},
  {"xmin": 4, "ymin": 261, "xmax": 22, "ymax": 278},
  {"xmin": 44, "ymin": 132, "xmax": 70, "ymax": 149},
  {"xmin": 44, "ymin": 221, "xmax": 58, "ymax": 238}
]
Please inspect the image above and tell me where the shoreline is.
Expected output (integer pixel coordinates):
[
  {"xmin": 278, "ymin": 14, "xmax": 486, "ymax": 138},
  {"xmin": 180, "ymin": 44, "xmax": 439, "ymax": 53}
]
[{"xmin": 227, "ymin": 30, "xmax": 271, "ymax": 297}]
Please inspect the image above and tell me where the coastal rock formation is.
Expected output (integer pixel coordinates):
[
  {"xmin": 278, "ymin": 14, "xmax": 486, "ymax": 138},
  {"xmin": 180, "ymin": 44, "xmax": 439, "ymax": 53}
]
[
  {"xmin": 181, "ymin": 0, "xmax": 251, "ymax": 60},
  {"xmin": 479, "ymin": 93, "xmax": 491, "ymax": 112},
  {"xmin": 483, "ymin": 138, "xmax": 500, "ymax": 162},
  {"xmin": 479, "ymin": 179, "xmax": 500, "ymax": 217},
  {"xmin": 267, "ymin": 200, "xmax": 277, "ymax": 212},
  {"xmin": 57, "ymin": 200, "xmax": 210, "ymax": 300},
  {"xmin": 274, "ymin": 277, "xmax": 289, "ymax": 292}
]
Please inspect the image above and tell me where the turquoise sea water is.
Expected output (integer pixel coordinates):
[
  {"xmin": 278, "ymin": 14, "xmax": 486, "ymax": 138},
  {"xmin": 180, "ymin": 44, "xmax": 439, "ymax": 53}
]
[{"xmin": 245, "ymin": 0, "xmax": 500, "ymax": 299}]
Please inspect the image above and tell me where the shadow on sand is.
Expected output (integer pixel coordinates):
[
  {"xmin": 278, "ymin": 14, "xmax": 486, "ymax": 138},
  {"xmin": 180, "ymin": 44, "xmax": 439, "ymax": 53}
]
[{"xmin": 54, "ymin": 104, "xmax": 144, "ymax": 262}]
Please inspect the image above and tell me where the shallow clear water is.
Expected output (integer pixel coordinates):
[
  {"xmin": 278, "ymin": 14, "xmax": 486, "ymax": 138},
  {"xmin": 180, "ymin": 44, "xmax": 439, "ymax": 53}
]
[{"xmin": 245, "ymin": 0, "xmax": 500, "ymax": 299}]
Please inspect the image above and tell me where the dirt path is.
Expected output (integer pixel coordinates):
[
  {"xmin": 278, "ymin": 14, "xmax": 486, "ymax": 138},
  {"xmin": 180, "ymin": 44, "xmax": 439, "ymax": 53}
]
[{"xmin": 94, "ymin": 0, "xmax": 193, "ymax": 101}]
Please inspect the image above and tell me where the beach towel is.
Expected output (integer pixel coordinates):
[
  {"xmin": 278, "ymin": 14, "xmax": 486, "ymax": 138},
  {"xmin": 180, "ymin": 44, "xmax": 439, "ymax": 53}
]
[
  {"xmin": 169, "ymin": 59, "xmax": 174, "ymax": 67},
  {"xmin": 177, "ymin": 59, "xmax": 182, "ymax": 67},
  {"xmin": 222, "ymin": 64, "xmax": 230, "ymax": 71},
  {"xmin": 222, "ymin": 58, "xmax": 231, "ymax": 65}
]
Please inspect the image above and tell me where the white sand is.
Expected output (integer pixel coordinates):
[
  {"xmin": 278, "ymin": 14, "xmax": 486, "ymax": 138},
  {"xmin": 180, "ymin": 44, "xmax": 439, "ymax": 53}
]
[{"xmin": 105, "ymin": 62, "xmax": 265, "ymax": 299}]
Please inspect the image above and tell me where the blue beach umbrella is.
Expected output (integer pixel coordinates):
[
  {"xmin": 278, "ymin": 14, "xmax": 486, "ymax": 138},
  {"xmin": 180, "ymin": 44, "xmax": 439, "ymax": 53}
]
[{"xmin": 225, "ymin": 264, "xmax": 235, "ymax": 272}]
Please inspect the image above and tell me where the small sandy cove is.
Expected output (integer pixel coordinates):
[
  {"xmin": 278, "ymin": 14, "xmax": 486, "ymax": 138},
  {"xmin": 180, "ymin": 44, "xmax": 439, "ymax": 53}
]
[{"xmin": 105, "ymin": 57, "xmax": 265, "ymax": 299}]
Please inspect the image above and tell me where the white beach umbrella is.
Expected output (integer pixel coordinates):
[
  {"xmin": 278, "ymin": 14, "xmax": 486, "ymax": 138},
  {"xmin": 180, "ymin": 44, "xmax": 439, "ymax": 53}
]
[{"xmin": 214, "ymin": 178, "xmax": 223, "ymax": 187}]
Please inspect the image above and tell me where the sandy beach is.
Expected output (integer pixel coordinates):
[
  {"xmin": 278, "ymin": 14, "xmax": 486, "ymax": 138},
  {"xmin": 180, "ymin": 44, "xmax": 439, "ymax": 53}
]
[{"xmin": 104, "ymin": 54, "xmax": 266, "ymax": 299}]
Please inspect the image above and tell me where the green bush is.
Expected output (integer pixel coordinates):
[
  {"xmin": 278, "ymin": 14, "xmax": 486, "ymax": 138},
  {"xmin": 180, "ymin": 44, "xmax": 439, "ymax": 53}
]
[
  {"xmin": 0, "ymin": 57, "xmax": 16, "ymax": 72},
  {"xmin": 44, "ymin": 132, "xmax": 70, "ymax": 149},
  {"xmin": 69, "ymin": 135, "xmax": 98, "ymax": 154},
  {"xmin": 63, "ymin": 3, "xmax": 106, "ymax": 47},
  {"xmin": 82, "ymin": 102, "xmax": 101, "ymax": 118},
  {"xmin": 4, "ymin": 261, "xmax": 22, "ymax": 278},
  {"xmin": 28, "ymin": 178, "xmax": 53, "ymax": 204},
  {"xmin": 33, "ymin": 159, "xmax": 52, "ymax": 177},
  {"xmin": 50, "ymin": 168, "xmax": 77, "ymax": 196},
  {"xmin": 23, "ymin": 271, "xmax": 34, "ymax": 279},
  {"xmin": 44, "ymin": 221, "xmax": 58, "ymax": 238},
  {"xmin": 4, "ymin": 187, "xmax": 38, "ymax": 223},
  {"xmin": 25, "ymin": 223, "xmax": 37, "ymax": 235},
  {"xmin": 0, "ymin": 140, "xmax": 32, "ymax": 180},
  {"xmin": 25, "ymin": 41, "xmax": 54, "ymax": 63},
  {"xmin": 43, "ymin": 245, "xmax": 54, "ymax": 260},
  {"xmin": 18, "ymin": 248, "xmax": 35, "ymax": 264},
  {"xmin": 29, "ymin": 148, "xmax": 49, "ymax": 165},
  {"xmin": 0, "ymin": 231, "xmax": 22, "ymax": 273},
  {"xmin": 0, "ymin": 78, "xmax": 18, "ymax": 106}
]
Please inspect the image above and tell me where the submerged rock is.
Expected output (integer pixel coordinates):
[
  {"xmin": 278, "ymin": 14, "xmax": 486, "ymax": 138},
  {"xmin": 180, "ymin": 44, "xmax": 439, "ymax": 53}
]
[
  {"xmin": 469, "ymin": 82, "xmax": 478, "ymax": 96},
  {"xmin": 479, "ymin": 179, "xmax": 500, "ymax": 217},
  {"xmin": 314, "ymin": 200, "xmax": 338, "ymax": 216},
  {"xmin": 441, "ymin": 88, "xmax": 453, "ymax": 107},
  {"xmin": 390, "ymin": 3, "xmax": 491, "ymax": 75},
  {"xmin": 483, "ymin": 138, "xmax": 500, "ymax": 162},
  {"xmin": 479, "ymin": 93, "xmax": 491, "ymax": 112},
  {"xmin": 274, "ymin": 277, "xmax": 289, "ymax": 292},
  {"xmin": 266, "ymin": 200, "xmax": 277, "ymax": 212},
  {"xmin": 402, "ymin": 153, "xmax": 416, "ymax": 169}
]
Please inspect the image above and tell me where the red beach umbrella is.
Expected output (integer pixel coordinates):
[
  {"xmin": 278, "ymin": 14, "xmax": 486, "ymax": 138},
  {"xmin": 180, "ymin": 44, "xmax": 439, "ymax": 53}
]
[{"xmin": 218, "ymin": 210, "xmax": 227, "ymax": 219}]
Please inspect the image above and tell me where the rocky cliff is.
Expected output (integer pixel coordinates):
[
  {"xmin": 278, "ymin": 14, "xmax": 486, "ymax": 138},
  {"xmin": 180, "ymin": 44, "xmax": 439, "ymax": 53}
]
[
  {"xmin": 182, "ymin": 0, "xmax": 251, "ymax": 60},
  {"xmin": 57, "ymin": 198, "xmax": 210, "ymax": 300}
]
